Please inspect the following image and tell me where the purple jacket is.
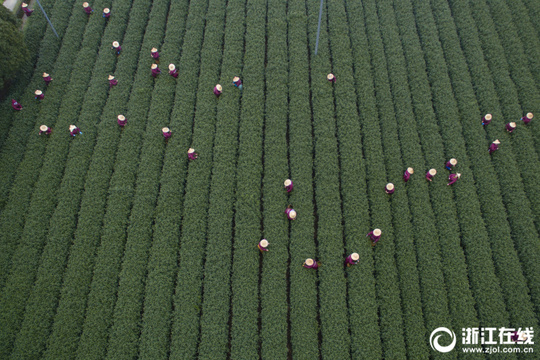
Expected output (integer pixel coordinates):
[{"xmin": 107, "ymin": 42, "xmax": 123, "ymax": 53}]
[
  {"xmin": 521, "ymin": 116, "xmax": 531, "ymax": 124},
  {"xmin": 113, "ymin": 46, "xmax": 122, "ymax": 54},
  {"xmin": 345, "ymin": 255, "xmax": 358, "ymax": 266},
  {"xmin": 366, "ymin": 231, "xmax": 380, "ymax": 243},
  {"xmin": 117, "ymin": 119, "xmax": 126, "ymax": 127},
  {"xmin": 285, "ymin": 183, "xmax": 293, "ymax": 192},
  {"xmin": 188, "ymin": 152, "xmax": 198, "ymax": 160},
  {"xmin": 506, "ymin": 123, "xmax": 515, "ymax": 132},
  {"xmin": 258, "ymin": 243, "xmax": 268, "ymax": 252},
  {"xmin": 23, "ymin": 8, "xmax": 33, "ymax": 16},
  {"xmin": 35, "ymin": 94, "xmax": 44, "ymax": 100},
  {"xmin": 214, "ymin": 87, "xmax": 222, "ymax": 96},
  {"xmin": 151, "ymin": 52, "xmax": 159, "ymax": 59},
  {"xmin": 169, "ymin": 69, "xmax": 179, "ymax": 78},
  {"xmin": 109, "ymin": 79, "xmax": 118, "ymax": 87},
  {"xmin": 70, "ymin": 127, "xmax": 81, "ymax": 136},
  {"xmin": 233, "ymin": 78, "xmax": 242, "ymax": 87},
  {"xmin": 163, "ymin": 131, "xmax": 172, "ymax": 139},
  {"xmin": 482, "ymin": 116, "xmax": 491, "ymax": 126},
  {"xmin": 426, "ymin": 172, "xmax": 434, "ymax": 181},
  {"xmin": 489, "ymin": 143, "xmax": 499, "ymax": 154},
  {"xmin": 385, "ymin": 186, "xmax": 394, "ymax": 194},
  {"xmin": 403, "ymin": 170, "xmax": 411, "ymax": 182},
  {"xmin": 103, "ymin": 12, "xmax": 110, "ymax": 18},
  {"xmin": 151, "ymin": 68, "xmax": 161, "ymax": 77},
  {"xmin": 84, "ymin": 7, "xmax": 93, "ymax": 14},
  {"xmin": 43, "ymin": 76, "xmax": 52, "ymax": 85},
  {"xmin": 11, "ymin": 100, "xmax": 22, "ymax": 110},
  {"xmin": 447, "ymin": 174, "xmax": 459, "ymax": 186},
  {"xmin": 39, "ymin": 128, "xmax": 52, "ymax": 135},
  {"xmin": 445, "ymin": 161, "xmax": 454, "ymax": 170}
]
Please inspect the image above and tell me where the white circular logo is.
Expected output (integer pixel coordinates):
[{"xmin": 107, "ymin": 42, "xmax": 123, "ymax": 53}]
[{"xmin": 430, "ymin": 327, "xmax": 457, "ymax": 353}]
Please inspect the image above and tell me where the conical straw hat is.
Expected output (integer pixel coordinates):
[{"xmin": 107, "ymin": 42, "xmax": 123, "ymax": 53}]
[
  {"xmin": 484, "ymin": 113, "xmax": 492, "ymax": 120},
  {"xmin": 233, "ymin": 76, "xmax": 240, "ymax": 82},
  {"xmin": 305, "ymin": 258, "xmax": 314, "ymax": 266},
  {"xmin": 118, "ymin": 115, "xmax": 125, "ymax": 121},
  {"xmin": 289, "ymin": 210, "xmax": 297, "ymax": 219},
  {"xmin": 69, "ymin": 125, "xmax": 77, "ymax": 131},
  {"xmin": 450, "ymin": 158, "xmax": 457, "ymax": 165},
  {"xmin": 493, "ymin": 139, "xmax": 500, "ymax": 144},
  {"xmin": 169, "ymin": 64, "xmax": 175, "ymax": 71},
  {"xmin": 429, "ymin": 169, "xmax": 437, "ymax": 176},
  {"xmin": 151, "ymin": 47, "xmax": 158, "ymax": 53},
  {"xmin": 386, "ymin": 183, "xmax": 394, "ymax": 190},
  {"xmin": 327, "ymin": 73, "xmax": 334, "ymax": 80},
  {"xmin": 43, "ymin": 72, "xmax": 49, "ymax": 77},
  {"xmin": 103, "ymin": 7, "xmax": 110, "ymax": 13},
  {"xmin": 151, "ymin": 64, "xmax": 158, "ymax": 69},
  {"xmin": 188, "ymin": 148, "xmax": 195, "ymax": 153},
  {"xmin": 260, "ymin": 239, "xmax": 269, "ymax": 247},
  {"xmin": 40, "ymin": 125, "xmax": 48, "ymax": 131},
  {"xmin": 162, "ymin": 127, "xmax": 170, "ymax": 133},
  {"xmin": 457, "ymin": 173, "xmax": 461, "ymax": 178},
  {"xmin": 351, "ymin": 253, "xmax": 359, "ymax": 261},
  {"xmin": 35, "ymin": 90, "xmax": 42, "ymax": 95},
  {"xmin": 407, "ymin": 167, "xmax": 414, "ymax": 174},
  {"xmin": 22, "ymin": 2, "xmax": 28, "ymax": 7},
  {"xmin": 284, "ymin": 179, "xmax": 291, "ymax": 186},
  {"xmin": 526, "ymin": 112, "xmax": 534, "ymax": 119},
  {"xmin": 509, "ymin": 122, "xmax": 516, "ymax": 127},
  {"xmin": 83, "ymin": 2, "xmax": 89, "ymax": 8},
  {"xmin": 112, "ymin": 41, "xmax": 119, "ymax": 48},
  {"xmin": 373, "ymin": 228, "xmax": 381, "ymax": 236},
  {"xmin": 216, "ymin": 84, "xmax": 222, "ymax": 91},
  {"xmin": 108, "ymin": 75, "xmax": 114, "ymax": 80}
]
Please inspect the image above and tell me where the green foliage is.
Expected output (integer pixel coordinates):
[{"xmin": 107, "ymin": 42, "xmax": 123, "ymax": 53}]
[{"xmin": 0, "ymin": 6, "xmax": 27, "ymax": 86}]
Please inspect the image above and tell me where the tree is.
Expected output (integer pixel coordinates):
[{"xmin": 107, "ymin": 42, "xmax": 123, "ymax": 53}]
[{"xmin": 0, "ymin": 5, "xmax": 29, "ymax": 87}]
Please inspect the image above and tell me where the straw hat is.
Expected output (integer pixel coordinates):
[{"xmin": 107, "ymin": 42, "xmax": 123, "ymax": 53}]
[
  {"xmin": 493, "ymin": 139, "xmax": 500, "ymax": 144},
  {"xmin": 289, "ymin": 210, "xmax": 297, "ymax": 219},
  {"xmin": 407, "ymin": 167, "xmax": 414, "ymax": 174},
  {"xmin": 284, "ymin": 179, "xmax": 292, "ymax": 186},
  {"xmin": 103, "ymin": 7, "xmax": 110, "ymax": 13},
  {"xmin": 484, "ymin": 113, "xmax": 492, "ymax": 120},
  {"xmin": 386, "ymin": 183, "xmax": 394, "ymax": 190},
  {"xmin": 22, "ymin": 2, "xmax": 28, "ymax": 7},
  {"xmin": 429, "ymin": 169, "xmax": 437, "ymax": 176},
  {"xmin": 216, "ymin": 84, "xmax": 222, "ymax": 91},
  {"xmin": 151, "ymin": 47, "xmax": 158, "ymax": 53},
  {"xmin": 450, "ymin": 158, "xmax": 457, "ymax": 166},
  {"xmin": 351, "ymin": 253, "xmax": 359, "ymax": 261},
  {"xmin": 373, "ymin": 228, "xmax": 381, "ymax": 236},
  {"xmin": 43, "ymin": 72, "xmax": 49, "ymax": 77},
  {"xmin": 169, "ymin": 64, "xmax": 175, "ymax": 71},
  {"xmin": 327, "ymin": 73, "xmax": 334, "ymax": 80},
  {"xmin": 151, "ymin": 64, "xmax": 158, "ymax": 69},
  {"xmin": 456, "ymin": 173, "xmax": 461, "ymax": 178},
  {"xmin": 83, "ymin": 2, "xmax": 89, "ymax": 8},
  {"xmin": 526, "ymin": 112, "xmax": 533, "ymax": 119},
  {"xmin": 509, "ymin": 122, "xmax": 516, "ymax": 128},
  {"xmin": 233, "ymin": 76, "xmax": 240, "ymax": 82},
  {"xmin": 69, "ymin": 125, "xmax": 77, "ymax": 131},
  {"xmin": 260, "ymin": 239, "xmax": 269, "ymax": 247},
  {"xmin": 35, "ymin": 90, "xmax": 42, "ymax": 95},
  {"xmin": 40, "ymin": 125, "xmax": 48, "ymax": 131},
  {"xmin": 188, "ymin": 148, "xmax": 195, "ymax": 154},
  {"xmin": 108, "ymin": 75, "xmax": 115, "ymax": 80},
  {"xmin": 118, "ymin": 115, "xmax": 125, "ymax": 121},
  {"xmin": 305, "ymin": 258, "xmax": 314, "ymax": 266},
  {"xmin": 112, "ymin": 41, "xmax": 119, "ymax": 48},
  {"xmin": 162, "ymin": 127, "xmax": 170, "ymax": 133}
]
